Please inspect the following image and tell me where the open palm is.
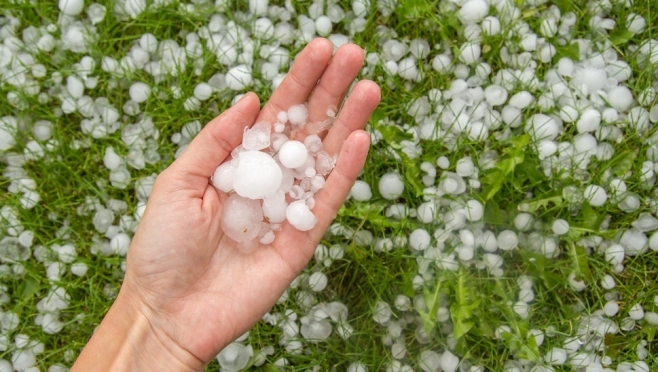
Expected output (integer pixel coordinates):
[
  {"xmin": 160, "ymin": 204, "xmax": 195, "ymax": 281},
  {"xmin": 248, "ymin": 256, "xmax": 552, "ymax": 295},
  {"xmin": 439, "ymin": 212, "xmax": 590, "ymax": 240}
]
[{"xmin": 123, "ymin": 38, "xmax": 381, "ymax": 366}]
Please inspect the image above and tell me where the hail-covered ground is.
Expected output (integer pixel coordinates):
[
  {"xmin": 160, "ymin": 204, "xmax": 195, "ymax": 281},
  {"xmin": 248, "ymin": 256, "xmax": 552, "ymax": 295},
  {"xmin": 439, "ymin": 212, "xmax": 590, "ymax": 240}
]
[{"xmin": 1, "ymin": 0, "xmax": 658, "ymax": 371}]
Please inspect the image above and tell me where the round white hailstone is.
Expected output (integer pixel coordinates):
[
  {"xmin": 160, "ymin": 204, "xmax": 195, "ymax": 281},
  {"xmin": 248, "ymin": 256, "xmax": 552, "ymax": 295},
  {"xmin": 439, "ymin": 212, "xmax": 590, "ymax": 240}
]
[
  {"xmin": 233, "ymin": 151, "xmax": 282, "ymax": 199},
  {"xmin": 309, "ymin": 272, "xmax": 328, "ymax": 292},
  {"xmin": 379, "ymin": 173, "xmax": 404, "ymax": 200},
  {"xmin": 605, "ymin": 244, "xmax": 625, "ymax": 266},
  {"xmin": 601, "ymin": 274, "xmax": 615, "ymax": 289},
  {"xmin": 350, "ymin": 181, "xmax": 372, "ymax": 201},
  {"xmin": 527, "ymin": 114, "xmax": 558, "ymax": 141},
  {"xmin": 139, "ymin": 33, "xmax": 158, "ymax": 53},
  {"xmin": 455, "ymin": 157, "xmax": 474, "ymax": 177},
  {"xmin": 58, "ymin": 0, "xmax": 84, "ymax": 15},
  {"xmin": 217, "ymin": 342, "xmax": 252, "ymax": 371},
  {"xmin": 436, "ymin": 156, "xmax": 450, "ymax": 169},
  {"xmin": 300, "ymin": 317, "xmax": 332, "ymax": 341},
  {"xmin": 514, "ymin": 213, "xmax": 534, "ymax": 231},
  {"xmin": 212, "ymin": 162, "xmax": 235, "ymax": 193},
  {"xmin": 459, "ymin": 42, "xmax": 481, "ymax": 64},
  {"xmin": 193, "ymin": 83, "xmax": 213, "ymax": 101},
  {"xmin": 221, "ymin": 194, "xmax": 263, "ymax": 242},
  {"xmin": 287, "ymin": 104, "xmax": 309, "ymax": 128},
  {"xmin": 649, "ymin": 231, "xmax": 658, "ymax": 251},
  {"xmin": 70, "ymin": 262, "xmax": 88, "ymax": 277},
  {"xmin": 502, "ymin": 106, "xmax": 522, "ymax": 127},
  {"xmin": 129, "ymin": 82, "xmax": 150, "ymax": 103},
  {"xmin": 347, "ymin": 363, "xmax": 368, "ymax": 372},
  {"xmin": 416, "ymin": 201, "xmax": 437, "ymax": 224},
  {"xmin": 513, "ymin": 301, "xmax": 529, "ymax": 318},
  {"xmin": 391, "ymin": 342, "xmax": 406, "ymax": 359},
  {"xmin": 484, "ymin": 85, "xmax": 508, "ymax": 106},
  {"xmin": 482, "ymin": 16, "xmax": 501, "ymax": 35},
  {"xmin": 398, "ymin": 57, "xmax": 419, "ymax": 81},
  {"xmin": 464, "ymin": 200, "xmax": 483, "ymax": 221},
  {"xmin": 619, "ymin": 228, "xmax": 648, "ymax": 256},
  {"xmin": 646, "ymin": 312, "xmax": 658, "ymax": 325},
  {"xmin": 603, "ymin": 301, "xmax": 619, "ymax": 317},
  {"xmin": 440, "ymin": 350, "xmax": 459, "ymax": 372},
  {"xmin": 226, "ymin": 65, "xmax": 253, "ymax": 90},
  {"xmin": 584, "ymin": 185, "xmax": 607, "ymax": 207},
  {"xmin": 576, "ymin": 108, "xmax": 602, "ymax": 134},
  {"xmin": 66, "ymin": 76, "xmax": 84, "ymax": 99},
  {"xmin": 459, "ymin": 0, "xmax": 489, "ymax": 23},
  {"xmin": 279, "ymin": 141, "xmax": 308, "ymax": 169},
  {"xmin": 629, "ymin": 303, "xmax": 644, "ymax": 320},
  {"xmin": 545, "ymin": 348, "xmax": 567, "ymax": 365},
  {"xmin": 536, "ymin": 140, "xmax": 557, "ymax": 159},
  {"xmin": 418, "ymin": 351, "xmax": 442, "ymax": 372},
  {"xmin": 508, "ymin": 91, "xmax": 533, "ymax": 109},
  {"xmin": 286, "ymin": 200, "xmax": 317, "ymax": 231},
  {"xmin": 432, "ymin": 54, "xmax": 452, "ymax": 73},
  {"xmin": 551, "ymin": 219, "xmax": 569, "ymax": 235},
  {"xmin": 627, "ymin": 13, "xmax": 646, "ymax": 33},
  {"xmin": 574, "ymin": 133, "xmax": 597, "ymax": 154},
  {"xmin": 497, "ymin": 230, "xmax": 518, "ymax": 251},
  {"xmin": 110, "ymin": 233, "xmax": 131, "ymax": 256},
  {"xmin": 253, "ymin": 18, "xmax": 274, "ymax": 40},
  {"xmin": 607, "ymin": 86, "xmax": 634, "ymax": 112},
  {"xmin": 315, "ymin": 16, "xmax": 332, "ymax": 36},
  {"xmin": 409, "ymin": 229, "xmax": 431, "ymax": 251},
  {"xmin": 373, "ymin": 301, "xmax": 392, "ymax": 324},
  {"xmin": 32, "ymin": 120, "xmax": 53, "ymax": 141}
]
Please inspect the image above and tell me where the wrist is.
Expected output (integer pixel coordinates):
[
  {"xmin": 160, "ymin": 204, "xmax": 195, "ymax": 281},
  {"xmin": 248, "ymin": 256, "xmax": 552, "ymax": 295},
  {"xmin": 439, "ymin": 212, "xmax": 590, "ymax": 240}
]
[{"xmin": 73, "ymin": 284, "xmax": 205, "ymax": 372}]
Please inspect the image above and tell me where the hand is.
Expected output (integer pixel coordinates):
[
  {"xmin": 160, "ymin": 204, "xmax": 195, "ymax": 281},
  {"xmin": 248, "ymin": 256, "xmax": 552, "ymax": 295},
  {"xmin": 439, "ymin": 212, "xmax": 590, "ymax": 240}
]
[{"xmin": 73, "ymin": 38, "xmax": 381, "ymax": 371}]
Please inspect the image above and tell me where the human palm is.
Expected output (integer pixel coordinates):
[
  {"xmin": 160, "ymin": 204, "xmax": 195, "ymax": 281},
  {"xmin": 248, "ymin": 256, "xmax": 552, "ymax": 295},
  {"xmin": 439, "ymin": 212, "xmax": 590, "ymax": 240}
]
[{"xmin": 122, "ymin": 38, "xmax": 381, "ymax": 365}]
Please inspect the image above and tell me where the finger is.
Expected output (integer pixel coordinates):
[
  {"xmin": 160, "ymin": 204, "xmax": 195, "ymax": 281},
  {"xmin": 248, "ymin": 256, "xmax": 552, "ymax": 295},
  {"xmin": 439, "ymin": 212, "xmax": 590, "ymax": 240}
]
[
  {"xmin": 321, "ymin": 80, "xmax": 381, "ymax": 156},
  {"xmin": 172, "ymin": 92, "xmax": 260, "ymax": 183},
  {"xmin": 258, "ymin": 38, "xmax": 334, "ymax": 123},
  {"xmin": 309, "ymin": 130, "xmax": 371, "ymax": 242},
  {"xmin": 305, "ymin": 43, "xmax": 365, "ymax": 124}
]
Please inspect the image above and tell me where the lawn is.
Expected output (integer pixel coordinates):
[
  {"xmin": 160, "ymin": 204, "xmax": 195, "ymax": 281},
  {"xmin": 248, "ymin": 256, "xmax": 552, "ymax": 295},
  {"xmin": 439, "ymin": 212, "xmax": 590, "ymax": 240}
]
[{"xmin": 1, "ymin": 0, "xmax": 658, "ymax": 371}]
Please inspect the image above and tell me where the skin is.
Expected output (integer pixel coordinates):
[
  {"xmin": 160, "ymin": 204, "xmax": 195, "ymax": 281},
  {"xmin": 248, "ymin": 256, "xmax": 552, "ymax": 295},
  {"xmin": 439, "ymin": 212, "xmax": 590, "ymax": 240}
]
[{"xmin": 72, "ymin": 38, "xmax": 381, "ymax": 371}]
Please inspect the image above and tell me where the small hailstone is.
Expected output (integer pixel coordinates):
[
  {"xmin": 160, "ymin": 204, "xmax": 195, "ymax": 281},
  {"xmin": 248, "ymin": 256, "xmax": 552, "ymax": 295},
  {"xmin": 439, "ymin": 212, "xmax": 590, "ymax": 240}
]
[
  {"xmin": 66, "ymin": 76, "xmax": 84, "ymax": 99},
  {"xmin": 455, "ymin": 157, "xmax": 474, "ymax": 177},
  {"xmin": 459, "ymin": 0, "xmax": 489, "ymax": 23},
  {"xmin": 308, "ymin": 272, "xmax": 328, "ymax": 292},
  {"xmin": 600, "ymin": 275, "xmax": 615, "ymax": 289},
  {"xmin": 645, "ymin": 312, "xmax": 658, "ymax": 325},
  {"xmin": 603, "ymin": 301, "xmax": 619, "ymax": 317},
  {"xmin": 212, "ymin": 162, "xmax": 235, "ymax": 193},
  {"xmin": 552, "ymin": 219, "xmax": 569, "ymax": 235},
  {"xmin": 484, "ymin": 85, "xmax": 508, "ymax": 106},
  {"xmin": 605, "ymin": 244, "xmax": 625, "ymax": 266},
  {"xmin": 347, "ymin": 363, "xmax": 368, "ymax": 372},
  {"xmin": 217, "ymin": 342, "xmax": 252, "ymax": 372},
  {"xmin": 379, "ymin": 173, "xmax": 404, "ymax": 200},
  {"xmin": 459, "ymin": 42, "xmax": 481, "ymax": 65},
  {"xmin": 279, "ymin": 141, "xmax": 308, "ymax": 169},
  {"xmin": 226, "ymin": 65, "xmax": 253, "ymax": 90},
  {"xmin": 221, "ymin": 194, "xmax": 263, "ymax": 242},
  {"xmin": 286, "ymin": 200, "xmax": 317, "ymax": 231},
  {"xmin": 110, "ymin": 233, "xmax": 130, "ymax": 256},
  {"xmin": 440, "ymin": 350, "xmax": 459, "ymax": 372},
  {"xmin": 436, "ymin": 156, "xmax": 450, "ymax": 169},
  {"xmin": 129, "ymin": 82, "xmax": 150, "ymax": 103},
  {"xmin": 315, "ymin": 16, "xmax": 332, "ymax": 37},
  {"xmin": 514, "ymin": 213, "xmax": 534, "ymax": 231},
  {"xmin": 300, "ymin": 317, "xmax": 332, "ymax": 341},
  {"xmin": 58, "ymin": 0, "xmax": 84, "ymax": 15},
  {"xmin": 350, "ymin": 181, "xmax": 372, "ymax": 201},
  {"xmin": 497, "ymin": 230, "xmax": 518, "ymax": 251},
  {"xmin": 567, "ymin": 272, "xmax": 586, "ymax": 291},
  {"xmin": 513, "ymin": 301, "xmax": 529, "ymax": 319},
  {"xmin": 583, "ymin": 185, "xmax": 607, "ymax": 207},
  {"xmin": 629, "ymin": 303, "xmax": 644, "ymax": 320},
  {"xmin": 508, "ymin": 91, "xmax": 534, "ymax": 109},
  {"xmin": 242, "ymin": 122, "xmax": 271, "ymax": 151},
  {"xmin": 373, "ymin": 301, "xmax": 392, "ymax": 324},
  {"xmin": 287, "ymin": 104, "xmax": 309, "ymax": 128},
  {"xmin": 577, "ymin": 109, "xmax": 601, "ymax": 133},
  {"xmin": 619, "ymin": 228, "xmax": 648, "ymax": 256},
  {"xmin": 419, "ymin": 351, "xmax": 441, "ymax": 372},
  {"xmin": 432, "ymin": 54, "xmax": 452, "ymax": 74},
  {"xmin": 607, "ymin": 86, "xmax": 634, "ymax": 112},
  {"xmin": 193, "ymin": 83, "xmax": 213, "ymax": 101},
  {"xmin": 233, "ymin": 151, "xmax": 282, "ymax": 199},
  {"xmin": 464, "ymin": 200, "xmax": 483, "ymax": 221},
  {"xmin": 70, "ymin": 262, "xmax": 88, "ymax": 277},
  {"xmin": 87, "ymin": 3, "xmax": 106, "ymax": 24},
  {"xmin": 545, "ymin": 348, "xmax": 567, "ymax": 365},
  {"xmin": 409, "ymin": 229, "xmax": 431, "ymax": 251}
]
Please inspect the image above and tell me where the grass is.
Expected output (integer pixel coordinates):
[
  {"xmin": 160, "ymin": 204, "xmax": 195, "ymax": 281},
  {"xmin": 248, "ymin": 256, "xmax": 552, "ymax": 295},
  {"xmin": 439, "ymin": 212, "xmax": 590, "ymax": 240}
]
[{"xmin": 1, "ymin": 0, "xmax": 658, "ymax": 370}]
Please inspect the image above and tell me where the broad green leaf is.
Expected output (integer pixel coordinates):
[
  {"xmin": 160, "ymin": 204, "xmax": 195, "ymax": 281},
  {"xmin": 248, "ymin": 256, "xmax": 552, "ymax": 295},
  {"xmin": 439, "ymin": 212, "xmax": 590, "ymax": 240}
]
[
  {"xmin": 19, "ymin": 277, "xmax": 40, "ymax": 300},
  {"xmin": 375, "ymin": 123, "xmax": 414, "ymax": 144},
  {"xmin": 568, "ymin": 242, "xmax": 592, "ymax": 282},
  {"xmin": 517, "ymin": 333, "xmax": 541, "ymax": 362},
  {"xmin": 608, "ymin": 30, "xmax": 634, "ymax": 46},
  {"xmin": 419, "ymin": 278, "xmax": 442, "ymax": 335},
  {"xmin": 553, "ymin": 43, "xmax": 581, "ymax": 63},
  {"xmin": 338, "ymin": 202, "xmax": 400, "ymax": 229},
  {"xmin": 483, "ymin": 200, "xmax": 503, "ymax": 225},
  {"xmin": 521, "ymin": 195, "xmax": 562, "ymax": 213},
  {"xmin": 398, "ymin": 0, "xmax": 434, "ymax": 18},
  {"xmin": 401, "ymin": 154, "xmax": 425, "ymax": 197}
]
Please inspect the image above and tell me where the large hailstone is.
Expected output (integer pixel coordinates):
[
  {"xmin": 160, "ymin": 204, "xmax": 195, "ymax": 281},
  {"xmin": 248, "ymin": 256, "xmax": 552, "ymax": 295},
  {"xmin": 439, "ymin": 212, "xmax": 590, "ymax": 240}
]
[
  {"xmin": 58, "ymin": 0, "xmax": 84, "ymax": 15},
  {"xmin": 232, "ymin": 151, "xmax": 282, "ymax": 199},
  {"xmin": 216, "ymin": 342, "xmax": 253, "ymax": 372},
  {"xmin": 286, "ymin": 201, "xmax": 317, "ymax": 231},
  {"xmin": 300, "ymin": 317, "xmax": 332, "ymax": 341},
  {"xmin": 221, "ymin": 194, "xmax": 264, "ymax": 242}
]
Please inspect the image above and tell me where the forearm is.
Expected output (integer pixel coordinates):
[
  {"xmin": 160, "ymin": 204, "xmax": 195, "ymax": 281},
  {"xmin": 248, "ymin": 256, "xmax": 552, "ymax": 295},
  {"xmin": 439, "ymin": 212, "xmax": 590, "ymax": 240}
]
[{"xmin": 72, "ymin": 286, "xmax": 205, "ymax": 372}]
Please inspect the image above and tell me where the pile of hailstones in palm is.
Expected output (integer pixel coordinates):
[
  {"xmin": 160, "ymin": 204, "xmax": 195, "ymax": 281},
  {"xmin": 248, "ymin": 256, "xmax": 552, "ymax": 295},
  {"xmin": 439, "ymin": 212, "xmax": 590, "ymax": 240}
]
[{"xmin": 1, "ymin": 0, "xmax": 658, "ymax": 370}]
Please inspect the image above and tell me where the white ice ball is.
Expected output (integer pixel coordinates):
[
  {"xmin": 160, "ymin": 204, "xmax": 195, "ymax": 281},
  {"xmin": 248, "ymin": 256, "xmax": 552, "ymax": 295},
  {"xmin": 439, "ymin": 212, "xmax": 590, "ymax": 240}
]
[
  {"xmin": 59, "ymin": 0, "xmax": 84, "ymax": 15},
  {"xmin": 350, "ymin": 181, "xmax": 372, "ymax": 201},
  {"xmin": 212, "ymin": 162, "xmax": 235, "ymax": 193},
  {"xmin": 221, "ymin": 194, "xmax": 263, "ymax": 242},
  {"xmin": 584, "ymin": 185, "xmax": 607, "ymax": 207},
  {"xmin": 379, "ymin": 173, "xmax": 404, "ymax": 200},
  {"xmin": 129, "ymin": 82, "xmax": 150, "ymax": 103},
  {"xmin": 226, "ymin": 65, "xmax": 253, "ymax": 90},
  {"xmin": 279, "ymin": 141, "xmax": 308, "ymax": 169},
  {"xmin": 286, "ymin": 200, "xmax": 317, "ymax": 231},
  {"xmin": 459, "ymin": 0, "xmax": 489, "ymax": 23},
  {"xmin": 233, "ymin": 151, "xmax": 282, "ymax": 199}
]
